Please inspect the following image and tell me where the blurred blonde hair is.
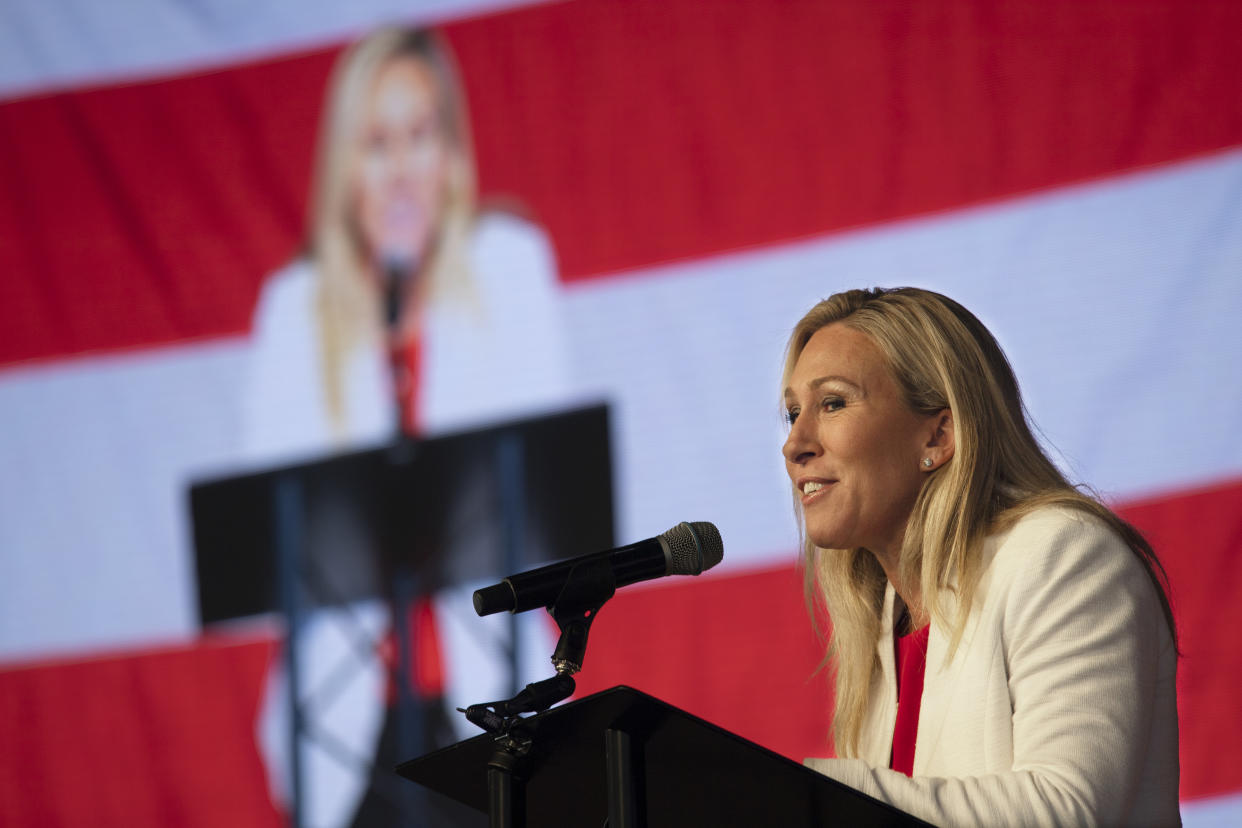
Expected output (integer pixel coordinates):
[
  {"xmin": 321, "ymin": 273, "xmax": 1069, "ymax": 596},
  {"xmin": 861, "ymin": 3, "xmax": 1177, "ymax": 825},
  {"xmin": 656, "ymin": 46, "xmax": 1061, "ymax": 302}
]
[
  {"xmin": 308, "ymin": 27, "xmax": 477, "ymax": 433},
  {"xmin": 782, "ymin": 287, "xmax": 1176, "ymax": 757}
]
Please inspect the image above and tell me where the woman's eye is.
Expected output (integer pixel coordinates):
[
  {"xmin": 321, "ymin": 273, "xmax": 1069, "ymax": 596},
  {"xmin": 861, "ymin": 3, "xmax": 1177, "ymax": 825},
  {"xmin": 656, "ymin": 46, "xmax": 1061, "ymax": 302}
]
[
  {"xmin": 822, "ymin": 396, "xmax": 845, "ymax": 412},
  {"xmin": 784, "ymin": 407, "xmax": 800, "ymax": 425}
]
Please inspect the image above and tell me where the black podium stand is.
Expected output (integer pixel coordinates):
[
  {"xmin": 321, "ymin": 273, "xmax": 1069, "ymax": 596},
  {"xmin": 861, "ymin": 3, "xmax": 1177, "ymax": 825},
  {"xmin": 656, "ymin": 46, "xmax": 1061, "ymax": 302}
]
[
  {"xmin": 398, "ymin": 685, "xmax": 930, "ymax": 827},
  {"xmin": 189, "ymin": 404, "xmax": 615, "ymax": 827}
]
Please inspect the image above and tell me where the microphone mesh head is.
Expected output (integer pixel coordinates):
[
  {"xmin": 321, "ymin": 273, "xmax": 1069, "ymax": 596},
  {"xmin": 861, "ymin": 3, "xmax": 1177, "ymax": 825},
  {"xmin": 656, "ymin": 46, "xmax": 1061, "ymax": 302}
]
[{"xmin": 661, "ymin": 521, "xmax": 723, "ymax": 575}]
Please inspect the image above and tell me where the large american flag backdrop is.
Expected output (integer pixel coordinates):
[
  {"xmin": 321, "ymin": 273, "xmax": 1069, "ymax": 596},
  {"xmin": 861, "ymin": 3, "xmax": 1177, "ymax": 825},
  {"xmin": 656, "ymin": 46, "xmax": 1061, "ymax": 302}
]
[{"xmin": 2, "ymin": 0, "xmax": 1240, "ymax": 824}]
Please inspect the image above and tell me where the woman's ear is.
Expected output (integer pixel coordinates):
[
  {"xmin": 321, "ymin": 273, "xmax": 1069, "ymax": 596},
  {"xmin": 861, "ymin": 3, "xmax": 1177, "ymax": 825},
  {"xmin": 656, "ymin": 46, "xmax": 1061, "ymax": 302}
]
[{"xmin": 922, "ymin": 408, "xmax": 955, "ymax": 471}]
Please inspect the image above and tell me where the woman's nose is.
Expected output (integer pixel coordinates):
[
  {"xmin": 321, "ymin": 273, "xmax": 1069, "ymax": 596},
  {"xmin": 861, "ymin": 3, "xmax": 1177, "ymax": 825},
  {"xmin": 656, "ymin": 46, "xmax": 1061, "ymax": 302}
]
[{"xmin": 782, "ymin": 416, "xmax": 819, "ymax": 466}]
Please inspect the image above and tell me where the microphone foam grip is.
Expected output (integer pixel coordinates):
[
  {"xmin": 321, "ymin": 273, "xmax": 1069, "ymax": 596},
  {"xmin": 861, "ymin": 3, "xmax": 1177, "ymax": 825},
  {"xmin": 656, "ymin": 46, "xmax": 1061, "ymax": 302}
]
[{"xmin": 662, "ymin": 521, "xmax": 723, "ymax": 575}]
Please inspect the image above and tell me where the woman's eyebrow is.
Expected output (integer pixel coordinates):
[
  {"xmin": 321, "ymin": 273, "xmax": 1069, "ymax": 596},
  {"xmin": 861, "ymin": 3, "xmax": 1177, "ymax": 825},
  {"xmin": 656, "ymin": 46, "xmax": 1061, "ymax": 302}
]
[{"xmin": 784, "ymin": 376, "xmax": 864, "ymax": 403}]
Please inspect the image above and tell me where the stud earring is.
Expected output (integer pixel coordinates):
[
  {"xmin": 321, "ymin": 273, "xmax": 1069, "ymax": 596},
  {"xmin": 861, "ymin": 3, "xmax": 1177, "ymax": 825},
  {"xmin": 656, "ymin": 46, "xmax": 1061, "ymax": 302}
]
[{"xmin": 922, "ymin": 458, "xmax": 933, "ymax": 468}]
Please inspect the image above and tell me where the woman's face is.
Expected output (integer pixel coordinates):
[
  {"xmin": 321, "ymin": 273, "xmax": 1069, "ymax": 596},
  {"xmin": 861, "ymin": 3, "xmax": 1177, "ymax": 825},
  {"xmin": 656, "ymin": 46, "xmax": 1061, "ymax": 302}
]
[
  {"xmin": 782, "ymin": 323, "xmax": 940, "ymax": 557},
  {"xmin": 352, "ymin": 56, "xmax": 449, "ymax": 268}
]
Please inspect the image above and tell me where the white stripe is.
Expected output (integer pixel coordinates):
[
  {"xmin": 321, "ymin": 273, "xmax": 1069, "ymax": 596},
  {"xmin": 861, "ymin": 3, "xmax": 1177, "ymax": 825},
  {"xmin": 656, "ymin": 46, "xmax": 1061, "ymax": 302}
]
[
  {"xmin": 2, "ymin": 149, "xmax": 1240, "ymax": 662},
  {"xmin": 1182, "ymin": 793, "xmax": 1242, "ymax": 828},
  {"xmin": 0, "ymin": 0, "xmax": 551, "ymax": 102},
  {"xmin": 0, "ymin": 338, "xmax": 249, "ymax": 660}
]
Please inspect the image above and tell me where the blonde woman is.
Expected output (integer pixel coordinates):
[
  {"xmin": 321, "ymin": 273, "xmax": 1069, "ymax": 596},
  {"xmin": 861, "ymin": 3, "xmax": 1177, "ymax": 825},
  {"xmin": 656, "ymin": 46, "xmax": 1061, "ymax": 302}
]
[
  {"xmin": 243, "ymin": 27, "xmax": 568, "ymax": 459},
  {"xmin": 784, "ymin": 288, "xmax": 1178, "ymax": 826},
  {"xmin": 242, "ymin": 27, "xmax": 568, "ymax": 827}
]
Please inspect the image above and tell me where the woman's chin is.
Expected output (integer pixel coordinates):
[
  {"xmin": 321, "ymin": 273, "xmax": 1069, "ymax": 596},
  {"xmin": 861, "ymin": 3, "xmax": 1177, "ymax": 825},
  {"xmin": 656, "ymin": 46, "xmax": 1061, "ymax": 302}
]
[{"xmin": 806, "ymin": 530, "xmax": 850, "ymax": 551}]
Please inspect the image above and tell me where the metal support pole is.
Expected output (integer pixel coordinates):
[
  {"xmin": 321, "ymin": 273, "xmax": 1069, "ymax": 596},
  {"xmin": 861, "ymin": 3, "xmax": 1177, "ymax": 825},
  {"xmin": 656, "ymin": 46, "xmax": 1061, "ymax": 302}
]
[
  {"xmin": 605, "ymin": 728, "xmax": 638, "ymax": 828},
  {"xmin": 274, "ymin": 474, "xmax": 304, "ymax": 828},
  {"xmin": 487, "ymin": 746, "xmax": 524, "ymax": 828}
]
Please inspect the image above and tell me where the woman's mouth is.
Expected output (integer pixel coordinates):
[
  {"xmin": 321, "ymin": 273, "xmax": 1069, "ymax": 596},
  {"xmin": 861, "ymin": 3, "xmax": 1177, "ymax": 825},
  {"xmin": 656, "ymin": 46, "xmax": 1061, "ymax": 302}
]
[{"xmin": 800, "ymin": 479, "xmax": 835, "ymax": 505}]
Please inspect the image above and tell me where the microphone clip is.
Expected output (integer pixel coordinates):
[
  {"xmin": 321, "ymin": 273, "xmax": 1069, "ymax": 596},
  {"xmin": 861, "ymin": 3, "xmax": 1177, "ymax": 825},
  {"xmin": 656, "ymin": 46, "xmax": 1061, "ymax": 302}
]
[
  {"xmin": 460, "ymin": 672, "xmax": 576, "ymax": 748},
  {"xmin": 548, "ymin": 556, "xmax": 616, "ymax": 676},
  {"xmin": 461, "ymin": 557, "xmax": 616, "ymax": 737}
]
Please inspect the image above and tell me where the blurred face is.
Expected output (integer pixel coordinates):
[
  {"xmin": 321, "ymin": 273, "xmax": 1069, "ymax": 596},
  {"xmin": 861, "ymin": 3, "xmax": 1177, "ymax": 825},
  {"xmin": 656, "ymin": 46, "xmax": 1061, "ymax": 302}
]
[
  {"xmin": 782, "ymin": 323, "xmax": 941, "ymax": 558},
  {"xmin": 352, "ymin": 56, "xmax": 449, "ymax": 268}
]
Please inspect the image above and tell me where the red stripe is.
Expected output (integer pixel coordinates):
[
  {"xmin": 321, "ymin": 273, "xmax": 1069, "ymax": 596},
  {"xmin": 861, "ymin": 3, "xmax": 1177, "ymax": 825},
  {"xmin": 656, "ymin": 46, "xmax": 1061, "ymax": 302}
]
[
  {"xmin": 457, "ymin": 0, "xmax": 1242, "ymax": 281},
  {"xmin": 1117, "ymin": 478, "xmax": 1242, "ymax": 801},
  {"xmin": 572, "ymin": 561, "xmax": 836, "ymax": 761},
  {"xmin": 0, "ymin": 52, "xmax": 327, "ymax": 367},
  {"xmin": 4, "ymin": 0, "xmax": 1242, "ymax": 365},
  {"xmin": 0, "ymin": 634, "xmax": 283, "ymax": 827}
]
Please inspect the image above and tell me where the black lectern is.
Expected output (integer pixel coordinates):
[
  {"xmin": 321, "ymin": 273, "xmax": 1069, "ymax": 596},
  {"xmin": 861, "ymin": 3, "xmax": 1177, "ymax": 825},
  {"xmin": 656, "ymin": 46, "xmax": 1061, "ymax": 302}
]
[
  {"xmin": 398, "ymin": 685, "xmax": 930, "ymax": 827},
  {"xmin": 190, "ymin": 404, "xmax": 615, "ymax": 827}
]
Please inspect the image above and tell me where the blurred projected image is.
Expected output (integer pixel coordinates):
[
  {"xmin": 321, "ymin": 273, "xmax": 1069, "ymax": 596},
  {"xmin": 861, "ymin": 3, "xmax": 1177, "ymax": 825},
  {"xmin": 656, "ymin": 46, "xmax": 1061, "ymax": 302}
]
[
  {"xmin": 231, "ymin": 25, "xmax": 579, "ymax": 828},
  {"xmin": 243, "ymin": 26, "xmax": 568, "ymax": 452}
]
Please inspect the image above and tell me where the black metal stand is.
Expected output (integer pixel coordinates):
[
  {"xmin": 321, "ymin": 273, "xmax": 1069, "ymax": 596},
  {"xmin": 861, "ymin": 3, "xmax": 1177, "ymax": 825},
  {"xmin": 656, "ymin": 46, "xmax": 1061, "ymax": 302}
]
[
  {"xmin": 480, "ymin": 718, "xmax": 641, "ymax": 828},
  {"xmin": 604, "ymin": 728, "xmax": 638, "ymax": 828},
  {"xmin": 463, "ymin": 673, "xmax": 577, "ymax": 828},
  {"xmin": 486, "ymin": 735, "xmax": 527, "ymax": 828},
  {"xmin": 460, "ymin": 554, "xmax": 621, "ymax": 828},
  {"xmin": 273, "ymin": 474, "xmax": 306, "ymax": 828}
]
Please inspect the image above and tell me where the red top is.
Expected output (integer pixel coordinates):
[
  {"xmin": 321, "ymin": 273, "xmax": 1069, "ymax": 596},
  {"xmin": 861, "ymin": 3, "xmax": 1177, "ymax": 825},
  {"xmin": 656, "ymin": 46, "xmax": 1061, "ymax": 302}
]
[
  {"xmin": 890, "ymin": 623, "xmax": 931, "ymax": 776},
  {"xmin": 392, "ymin": 337, "xmax": 423, "ymax": 435},
  {"xmin": 382, "ymin": 597, "xmax": 446, "ymax": 703}
]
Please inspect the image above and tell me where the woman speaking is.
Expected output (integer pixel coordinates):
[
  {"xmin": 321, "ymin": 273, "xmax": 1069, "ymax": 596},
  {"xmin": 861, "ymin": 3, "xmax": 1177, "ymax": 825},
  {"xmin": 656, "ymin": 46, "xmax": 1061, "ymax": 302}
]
[{"xmin": 783, "ymin": 288, "xmax": 1179, "ymax": 826}]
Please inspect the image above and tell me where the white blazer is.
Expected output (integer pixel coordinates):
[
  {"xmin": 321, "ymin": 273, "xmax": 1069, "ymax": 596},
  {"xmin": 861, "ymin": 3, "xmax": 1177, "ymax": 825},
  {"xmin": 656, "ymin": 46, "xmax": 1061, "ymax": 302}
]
[{"xmin": 805, "ymin": 507, "xmax": 1180, "ymax": 827}]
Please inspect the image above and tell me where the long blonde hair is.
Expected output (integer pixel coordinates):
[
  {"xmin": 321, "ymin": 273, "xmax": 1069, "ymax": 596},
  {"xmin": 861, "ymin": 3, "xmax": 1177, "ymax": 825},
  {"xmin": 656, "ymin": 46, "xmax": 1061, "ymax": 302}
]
[
  {"xmin": 308, "ymin": 27, "xmax": 478, "ymax": 433},
  {"xmin": 783, "ymin": 287, "xmax": 1176, "ymax": 757}
]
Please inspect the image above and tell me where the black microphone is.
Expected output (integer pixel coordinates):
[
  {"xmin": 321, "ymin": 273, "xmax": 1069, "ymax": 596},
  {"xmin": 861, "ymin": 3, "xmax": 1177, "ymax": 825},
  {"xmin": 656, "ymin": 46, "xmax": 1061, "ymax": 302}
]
[
  {"xmin": 383, "ymin": 257, "xmax": 415, "ymax": 328},
  {"xmin": 473, "ymin": 521, "xmax": 723, "ymax": 616}
]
